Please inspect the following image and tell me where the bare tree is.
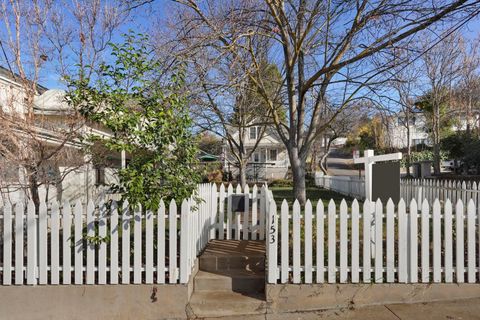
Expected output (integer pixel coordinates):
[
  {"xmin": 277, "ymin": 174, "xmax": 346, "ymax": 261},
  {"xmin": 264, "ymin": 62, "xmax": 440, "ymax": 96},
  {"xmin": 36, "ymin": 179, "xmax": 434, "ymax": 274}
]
[
  {"xmin": 189, "ymin": 57, "xmax": 282, "ymax": 187},
  {"xmin": 419, "ymin": 32, "xmax": 467, "ymax": 174},
  {"xmin": 172, "ymin": 0, "xmax": 480, "ymax": 203},
  {"xmin": 383, "ymin": 48, "xmax": 423, "ymax": 176},
  {"xmin": 0, "ymin": 0, "xmax": 146, "ymax": 209},
  {"xmin": 453, "ymin": 37, "xmax": 480, "ymax": 136}
]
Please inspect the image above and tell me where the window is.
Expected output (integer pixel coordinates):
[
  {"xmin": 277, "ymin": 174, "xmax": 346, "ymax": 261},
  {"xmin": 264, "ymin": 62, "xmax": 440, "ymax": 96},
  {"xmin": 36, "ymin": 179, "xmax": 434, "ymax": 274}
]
[
  {"xmin": 398, "ymin": 115, "xmax": 416, "ymax": 126},
  {"xmin": 95, "ymin": 166, "xmax": 106, "ymax": 185},
  {"xmin": 252, "ymin": 152, "xmax": 260, "ymax": 162},
  {"xmin": 249, "ymin": 126, "xmax": 257, "ymax": 140},
  {"xmin": 268, "ymin": 149, "xmax": 277, "ymax": 161},
  {"xmin": 412, "ymin": 138, "xmax": 426, "ymax": 146}
]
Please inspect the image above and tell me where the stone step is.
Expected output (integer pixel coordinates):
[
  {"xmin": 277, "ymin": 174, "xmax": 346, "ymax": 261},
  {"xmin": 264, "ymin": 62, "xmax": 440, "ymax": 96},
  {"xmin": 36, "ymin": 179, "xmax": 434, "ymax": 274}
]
[
  {"xmin": 199, "ymin": 256, "xmax": 265, "ymax": 273},
  {"xmin": 194, "ymin": 270, "xmax": 265, "ymax": 293},
  {"xmin": 188, "ymin": 291, "xmax": 266, "ymax": 318}
]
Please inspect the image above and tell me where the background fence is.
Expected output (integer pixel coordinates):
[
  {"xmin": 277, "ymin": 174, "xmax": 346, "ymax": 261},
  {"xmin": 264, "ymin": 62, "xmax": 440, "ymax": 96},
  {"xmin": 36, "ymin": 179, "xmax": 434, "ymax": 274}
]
[
  {"xmin": 314, "ymin": 175, "xmax": 365, "ymax": 198},
  {"xmin": 266, "ymin": 197, "xmax": 480, "ymax": 284},
  {"xmin": 315, "ymin": 174, "xmax": 480, "ymax": 206},
  {"xmin": 401, "ymin": 179, "xmax": 480, "ymax": 206}
]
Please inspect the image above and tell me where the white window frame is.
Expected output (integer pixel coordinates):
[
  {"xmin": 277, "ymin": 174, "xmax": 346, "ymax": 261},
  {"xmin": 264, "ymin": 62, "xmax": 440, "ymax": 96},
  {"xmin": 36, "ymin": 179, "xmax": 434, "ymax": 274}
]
[
  {"xmin": 249, "ymin": 126, "xmax": 257, "ymax": 140},
  {"xmin": 268, "ymin": 149, "xmax": 278, "ymax": 161}
]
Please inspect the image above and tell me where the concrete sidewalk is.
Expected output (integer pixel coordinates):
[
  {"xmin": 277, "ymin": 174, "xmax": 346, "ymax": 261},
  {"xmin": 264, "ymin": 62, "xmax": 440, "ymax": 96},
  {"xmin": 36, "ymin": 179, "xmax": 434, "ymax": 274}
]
[{"xmin": 198, "ymin": 297, "xmax": 480, "ymax": 319}]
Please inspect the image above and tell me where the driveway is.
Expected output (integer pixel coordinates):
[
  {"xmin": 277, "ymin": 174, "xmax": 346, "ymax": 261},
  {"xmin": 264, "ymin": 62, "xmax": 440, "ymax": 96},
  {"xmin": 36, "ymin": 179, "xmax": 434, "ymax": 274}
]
[{"xmin": 326, "ymin": 148, "xmax": 361, "ymax": 177}]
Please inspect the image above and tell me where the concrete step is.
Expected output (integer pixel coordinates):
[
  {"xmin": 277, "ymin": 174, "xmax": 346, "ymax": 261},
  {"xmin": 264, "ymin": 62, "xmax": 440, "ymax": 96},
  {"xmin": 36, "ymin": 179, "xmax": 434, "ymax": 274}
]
[
  {"xmin": 194, "ymin": 270, "xmax": 265, "ymax": 293},
  {"xmin": 188, "ymin": 291, "xmax": 266, "ymax": 318},
  {"xmin": 199, "ymin": 255, "xmax": 265, "ymax": 273}
]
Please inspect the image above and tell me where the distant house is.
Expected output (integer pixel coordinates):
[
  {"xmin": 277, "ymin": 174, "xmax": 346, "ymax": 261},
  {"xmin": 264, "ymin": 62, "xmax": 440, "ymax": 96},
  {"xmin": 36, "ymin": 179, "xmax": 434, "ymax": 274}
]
[
  {"xmin": 386, "ymin": 111, "xmax": 480, "ymax": 150},
  {"xmin": 0, "ymin": 66, "xmax": 122, "ymax": 206},
  {"xmin": 222, "ymin": 124, "xmax": 290, "ymax": 182},
  {"xmin": 386, "ymin": 111, "xmax": 430, "ymax": 149}
]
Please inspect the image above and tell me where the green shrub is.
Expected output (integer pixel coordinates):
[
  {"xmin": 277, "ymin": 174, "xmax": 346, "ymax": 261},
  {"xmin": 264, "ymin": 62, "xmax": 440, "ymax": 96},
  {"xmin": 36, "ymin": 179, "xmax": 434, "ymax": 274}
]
[
  {"xmin": 269, "ymin": 179, "xmax": 293, "ymax": 187},
  {"xmin": 401, "ymin": 150, "xmax": 448, "ymax": 168}
]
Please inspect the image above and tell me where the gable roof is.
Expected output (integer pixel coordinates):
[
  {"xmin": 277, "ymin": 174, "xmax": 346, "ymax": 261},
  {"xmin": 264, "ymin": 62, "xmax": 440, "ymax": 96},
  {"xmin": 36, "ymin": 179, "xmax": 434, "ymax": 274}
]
[{"xmin": 0, "ymin": 65, "xmax": 49, "ymax": 94}]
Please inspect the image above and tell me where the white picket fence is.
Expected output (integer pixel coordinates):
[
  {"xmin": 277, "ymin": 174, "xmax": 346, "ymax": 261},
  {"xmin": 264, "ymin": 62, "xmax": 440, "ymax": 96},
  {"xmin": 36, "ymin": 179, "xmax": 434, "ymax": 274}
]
[
  {"xmin": 315, "ymin": 175, "xmax": 480, "ymax": 206},
  {"xmin": 266, "ymin": 197, "xmax": 480, "ymax": 284},
  {"xmin": 0, "ymin": 183, "xmax": 220, "ymax": 285},
  {"xmin": 9, "ymin": 178, "xmax": 478, "ymax": 287},
  {"xmin": 314, "ymin": 175, "xmax": 365, "ymax": 198},
  {"xmin": 0, "ymin": 183, "xmax": 269, "ymax": 286},
  {"xmin": 401, "ymin": 179, "xmax": 480, "ymax": 206},
  {"xmin": 214, "ymin": 184, "xmax": 267, "ymax": 241}
]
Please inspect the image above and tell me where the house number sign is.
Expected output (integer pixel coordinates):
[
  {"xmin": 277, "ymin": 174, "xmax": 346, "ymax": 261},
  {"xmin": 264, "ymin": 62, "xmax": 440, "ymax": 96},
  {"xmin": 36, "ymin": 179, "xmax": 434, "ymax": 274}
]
[{"xmin": 269, "ymin": 211, "xmax": 276, "ymax": 244}]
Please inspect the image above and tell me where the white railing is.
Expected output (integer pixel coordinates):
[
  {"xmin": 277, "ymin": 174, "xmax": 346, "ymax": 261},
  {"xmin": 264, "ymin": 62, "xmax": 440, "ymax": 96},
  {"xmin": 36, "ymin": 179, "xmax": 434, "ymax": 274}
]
[
  {"xmin": 267, "ymin": 197, "xmax": 479, "ymax": 284},
  {"xmin": 0, "ymin": 183, "xmax": 216, "ymax": 285},
  {"xmin": 315, "ymin": 174, "xmax": 365, "ymax": 198}
]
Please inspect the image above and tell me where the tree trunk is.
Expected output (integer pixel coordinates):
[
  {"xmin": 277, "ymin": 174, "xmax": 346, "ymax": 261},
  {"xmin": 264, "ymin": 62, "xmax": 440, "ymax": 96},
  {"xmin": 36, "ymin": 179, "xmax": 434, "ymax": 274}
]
[
  {"xmin": 319, "ymin": 137, "xmax": 333, "ymax": 176},
  {"xmin": 238, "ymin": 162, "xmax": 247, "ymax": 189},
  {"xmin": 433, "ymin": 143, "xmax": 441, "ymax": 175},
  {"xmin": 309, "ymin": 147, "xmax": 317, "ymax": 172},
  {"xmin": 406, "ymin": 113, "xmax": 411, "ymax": 177},
  {"xmin": 319, "ymin": 150, "xmax": 330, "ymax": 175},
  {"xmin": 290, "ymin": 148, "xmax": 307, "ymax": 205},
  {"xmin": 27, "ymin": 166, "xmax": 40, "ymax": 213},
  {"xmin": 433, "ymin": 104, "xmax": 441, "ymax": 175}
]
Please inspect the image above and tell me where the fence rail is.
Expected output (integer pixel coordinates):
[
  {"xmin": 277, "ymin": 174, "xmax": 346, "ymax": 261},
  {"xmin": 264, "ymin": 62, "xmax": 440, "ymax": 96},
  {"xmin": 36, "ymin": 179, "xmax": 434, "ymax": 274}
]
[{"xmin": 266, "ymin": 197, "xmax": 479, "ymax": 284}]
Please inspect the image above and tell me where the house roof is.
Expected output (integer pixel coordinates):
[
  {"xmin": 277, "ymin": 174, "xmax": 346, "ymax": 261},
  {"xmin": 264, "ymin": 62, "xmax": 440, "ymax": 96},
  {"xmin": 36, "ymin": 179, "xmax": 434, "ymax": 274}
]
[
  {"xmin": 198, "ymin": 149, "xmax": 219, "ymax": 162},
  {"xmin": 33, "ymin": 89, "xmax": 73, "ymax": 114},
  {"xmin": 0, "ymin": 65, "xmax": 49, "ymax": 94}
]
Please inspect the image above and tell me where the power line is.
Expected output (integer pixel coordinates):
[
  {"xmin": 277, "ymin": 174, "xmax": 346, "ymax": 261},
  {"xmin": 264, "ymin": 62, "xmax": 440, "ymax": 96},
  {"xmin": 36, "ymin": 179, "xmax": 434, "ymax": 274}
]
[
  {"xmin": 389, "ymin": 9, "xmax": 480, "ymax": 79},
  {"xmin": 0, "ymin": 38, "xmax": 16, "ymax": 81}
]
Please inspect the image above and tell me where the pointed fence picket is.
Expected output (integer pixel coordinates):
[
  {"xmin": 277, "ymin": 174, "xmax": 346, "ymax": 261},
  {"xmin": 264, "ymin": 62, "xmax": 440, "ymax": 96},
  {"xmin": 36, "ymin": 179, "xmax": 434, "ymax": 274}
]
[
  {"xmin": 266, "ymin": 196, "xmax": 480, "ymax": 285},
  {"xmin": 3, "ymin": 183, "xmax": 479, "ymax": 287},
  {"xmin": 0, "ymin": 183, "xmax": 221, "ymax": 285}
]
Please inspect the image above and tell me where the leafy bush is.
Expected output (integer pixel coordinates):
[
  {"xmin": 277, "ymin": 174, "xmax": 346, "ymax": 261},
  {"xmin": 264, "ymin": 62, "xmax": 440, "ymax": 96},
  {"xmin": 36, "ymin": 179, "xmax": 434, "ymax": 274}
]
[
  {"xmin": 400, "ymin": 150, "xmax": 448, "ymax": 168},
  {"xmin": 67, "ymin": 32, "xmax": 200, "ymax": 210},
  {"xmin": 462, "ymin": 139, "xmax": 480, "ymax": 170}
]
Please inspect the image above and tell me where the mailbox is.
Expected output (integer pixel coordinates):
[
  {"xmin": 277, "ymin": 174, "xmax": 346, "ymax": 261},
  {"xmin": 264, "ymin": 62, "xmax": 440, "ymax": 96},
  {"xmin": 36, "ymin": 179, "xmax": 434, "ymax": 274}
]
[{"xmin": 231, "ymin": 195, "xmax": 249, "ymax": 212}]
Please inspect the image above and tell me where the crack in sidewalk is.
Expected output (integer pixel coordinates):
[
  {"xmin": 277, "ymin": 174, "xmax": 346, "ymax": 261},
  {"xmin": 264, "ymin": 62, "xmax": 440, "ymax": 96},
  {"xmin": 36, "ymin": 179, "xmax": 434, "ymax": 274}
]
[{"xmin": 384, "ymin": 305, "xmax": 402, "ymax": 320}]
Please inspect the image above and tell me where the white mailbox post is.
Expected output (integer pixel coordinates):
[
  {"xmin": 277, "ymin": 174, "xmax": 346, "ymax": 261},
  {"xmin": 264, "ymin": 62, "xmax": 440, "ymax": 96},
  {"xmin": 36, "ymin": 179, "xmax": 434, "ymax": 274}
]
[{"xmin": 354, "ymin": 149, "xmax": 402, "ymax": 259}]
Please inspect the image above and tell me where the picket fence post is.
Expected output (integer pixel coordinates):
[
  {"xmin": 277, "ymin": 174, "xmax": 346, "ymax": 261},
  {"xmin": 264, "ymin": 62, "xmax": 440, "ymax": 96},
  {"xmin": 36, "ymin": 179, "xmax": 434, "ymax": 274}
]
[{"xmin": 267, "ymin": 195, "xmax": 278, "ymax": 283}]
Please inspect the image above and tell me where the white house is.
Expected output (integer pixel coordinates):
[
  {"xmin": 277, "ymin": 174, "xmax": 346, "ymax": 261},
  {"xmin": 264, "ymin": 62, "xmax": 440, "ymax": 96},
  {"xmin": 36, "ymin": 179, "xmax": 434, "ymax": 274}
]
[
  {"xmin": 386, "ymin": 112, "xmax": 430, "ymax": 149},
  {"xmin": 386, "ymin": 111, "xmax": 480, "ymax": 150},
  {"xmin": 222, "ymin": 124, "xmax": 290, "ymax": 182},
  {"xmin": 0, "ymin": 66, "xmax": 122, "ymax": 206}
]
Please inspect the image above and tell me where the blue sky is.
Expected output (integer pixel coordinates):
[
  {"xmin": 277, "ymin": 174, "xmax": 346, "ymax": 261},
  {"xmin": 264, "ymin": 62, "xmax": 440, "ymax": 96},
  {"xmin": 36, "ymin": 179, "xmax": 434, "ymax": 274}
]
[{"xmin": 2, "ymin": 1, "xmax": 480, "ymax": 92}]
